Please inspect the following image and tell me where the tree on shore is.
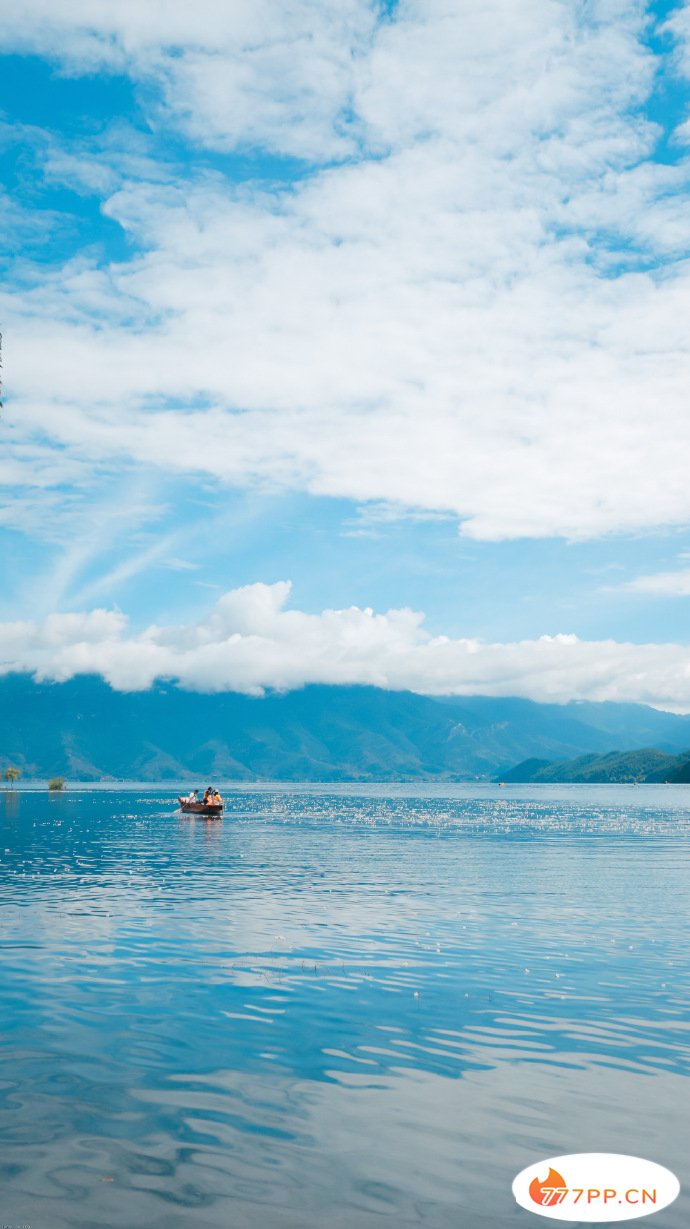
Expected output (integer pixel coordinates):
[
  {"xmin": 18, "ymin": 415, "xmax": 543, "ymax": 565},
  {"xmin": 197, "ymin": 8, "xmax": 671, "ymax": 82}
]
[{"xmin": 4, "ymin": 767, "xmax": 20, "ymax": 788}]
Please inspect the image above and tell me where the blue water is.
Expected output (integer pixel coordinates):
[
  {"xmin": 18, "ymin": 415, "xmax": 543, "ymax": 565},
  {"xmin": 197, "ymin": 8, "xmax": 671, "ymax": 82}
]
[{"xmin": 1, "ymin": 784, "xmax": 689, "ymax": 1228}]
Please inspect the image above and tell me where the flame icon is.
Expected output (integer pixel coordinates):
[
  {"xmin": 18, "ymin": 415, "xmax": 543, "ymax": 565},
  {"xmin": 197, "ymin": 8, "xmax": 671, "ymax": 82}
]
[{"xmin": 529, "ymin": 1167, "xmax": 568, "ymax": 1207}]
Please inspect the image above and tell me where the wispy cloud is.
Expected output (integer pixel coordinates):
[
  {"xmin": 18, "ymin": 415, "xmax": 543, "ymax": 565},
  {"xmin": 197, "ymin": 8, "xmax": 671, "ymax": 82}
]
[
  {"xmin": 625, "ymin": 567, "xmax": 690, "ymax": 596},
  {"xmin": 19, "ymin": 481, "xmax": 168, "ymax": 616},
  {"xmin": 68, "ymin": 532, "xmax": 189, "ymax": 608}
]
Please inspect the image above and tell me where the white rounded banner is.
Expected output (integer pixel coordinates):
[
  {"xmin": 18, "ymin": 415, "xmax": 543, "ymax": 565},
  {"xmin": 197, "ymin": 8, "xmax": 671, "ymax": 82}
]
[{"xmin": 513, "ymin": 1154, "xmax": 680, "ymax": 1222}]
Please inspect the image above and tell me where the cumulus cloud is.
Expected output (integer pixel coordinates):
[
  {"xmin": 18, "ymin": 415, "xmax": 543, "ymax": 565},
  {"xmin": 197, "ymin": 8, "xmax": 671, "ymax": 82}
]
[
  {"xmin": 3, "ymin": 2, "xmax": 690, "ymax": 543},
  {"xmin": 3, "ymin": 581, "xmax": 690, "ymax": 710}
]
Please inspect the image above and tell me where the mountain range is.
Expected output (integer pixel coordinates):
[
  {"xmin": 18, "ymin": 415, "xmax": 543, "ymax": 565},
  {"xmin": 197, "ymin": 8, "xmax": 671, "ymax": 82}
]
[
  {"xmin": 2, "ymin": 673, "xmax": 690, "ymax": 781},
  {"xmin": 499, "ymin": 748, "xmax": 690, "ymax": 784}
]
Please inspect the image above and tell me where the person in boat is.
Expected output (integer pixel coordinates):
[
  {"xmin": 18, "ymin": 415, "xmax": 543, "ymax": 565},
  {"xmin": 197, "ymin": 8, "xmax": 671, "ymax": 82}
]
[
  {"xmin": 184, "ymin": 789, "xmax": 199, "ymax": 805},
  {"xmin": 201, "ymin": 786, "xmax": 223, "ymax": 807}
]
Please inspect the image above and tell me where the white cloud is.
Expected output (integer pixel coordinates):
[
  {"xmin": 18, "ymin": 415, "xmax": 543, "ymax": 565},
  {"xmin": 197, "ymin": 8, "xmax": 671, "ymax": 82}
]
[
  {"xmin": 3, "ymin": 2, "xmax": 690, "ymax": 542},
  {"xmin": 626, "ymin": 566, "xmax": 690, "ymax": 596},
  {"xmin": 4, "ymin": 581, "xmax": 690, "ymax": 710},
  {"xmin": 665, "ymin": 2, "xmax": 690, "ymax": 70},
  {"xmin": 0, "ymin": 0, "xmax": 379, "ymax": 160}
]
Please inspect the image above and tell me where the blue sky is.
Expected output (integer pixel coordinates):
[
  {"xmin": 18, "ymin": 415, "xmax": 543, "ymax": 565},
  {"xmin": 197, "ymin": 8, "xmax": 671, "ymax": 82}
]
[{"xmin": 3, "ymin": 0, "xmax": 690, "ymax": 706}]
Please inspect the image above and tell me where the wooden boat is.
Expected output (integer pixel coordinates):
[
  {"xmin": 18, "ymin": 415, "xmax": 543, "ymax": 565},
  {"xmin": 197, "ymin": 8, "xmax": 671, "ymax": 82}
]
[{"xmin": 178, "ymin": 796, "xmax": 224, "ymax": 816}]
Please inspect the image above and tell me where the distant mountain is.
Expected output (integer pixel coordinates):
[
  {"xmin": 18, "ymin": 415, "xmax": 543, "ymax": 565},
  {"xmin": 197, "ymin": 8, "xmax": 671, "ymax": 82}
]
[
  {"xmin": 500, "ymin": 748, "xmax": 690, "ymax": 784},
  {"xmin": 3, "ymin": 673, "xmax": 690, "ymax": 781}
]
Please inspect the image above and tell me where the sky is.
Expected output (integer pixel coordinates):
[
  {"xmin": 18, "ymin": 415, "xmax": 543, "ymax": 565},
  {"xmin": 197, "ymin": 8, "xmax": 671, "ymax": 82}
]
[{"xmin": 3, "ymin": 0, "xmax": 690, "ymax": 707}]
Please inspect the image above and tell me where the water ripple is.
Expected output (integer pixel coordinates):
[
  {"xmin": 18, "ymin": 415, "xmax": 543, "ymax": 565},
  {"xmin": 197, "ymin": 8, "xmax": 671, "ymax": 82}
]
[{"xmin": 1, "ymin": 785, "xmax": 690, "ymax": 1227}]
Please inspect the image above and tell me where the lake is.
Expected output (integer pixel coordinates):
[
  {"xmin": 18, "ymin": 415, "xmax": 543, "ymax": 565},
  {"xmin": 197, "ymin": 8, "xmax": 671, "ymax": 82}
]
[{"xmin": 0, "ymin": 783, "xmax": 689, "ymax": 1228}]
